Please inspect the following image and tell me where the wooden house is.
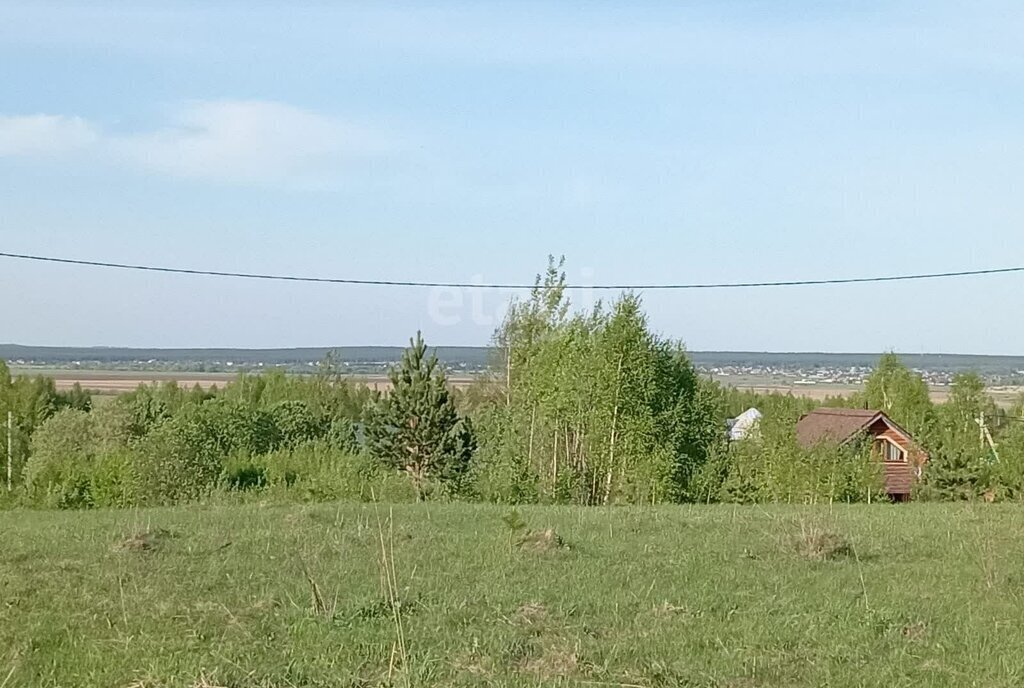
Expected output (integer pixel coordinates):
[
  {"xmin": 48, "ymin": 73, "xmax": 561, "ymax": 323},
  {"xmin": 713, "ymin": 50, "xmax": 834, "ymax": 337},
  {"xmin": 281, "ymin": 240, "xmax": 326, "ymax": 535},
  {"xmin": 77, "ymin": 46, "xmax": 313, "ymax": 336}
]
[{"xmin": 795, "ymin": 408, "xmax": 928, "ymax": 501}]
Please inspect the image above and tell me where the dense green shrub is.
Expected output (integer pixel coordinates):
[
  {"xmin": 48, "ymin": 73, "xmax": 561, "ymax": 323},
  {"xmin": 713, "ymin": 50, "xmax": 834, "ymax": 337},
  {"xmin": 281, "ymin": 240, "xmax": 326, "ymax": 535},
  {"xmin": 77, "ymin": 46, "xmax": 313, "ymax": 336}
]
[
  {"xmin": 916, "ymin": 373, "xmax": 999, "ymax": 500},
  {"xmin": 0, "ymin": 364, "xmax": 92, "ymax": 489},
  {"xmin": 89, "ymin": 450, "xmax": 139, "ymax": 508},
  {"xmin": 134, "ymin": 408, "xmax": 226, "ymax": 504},
  {"xmin": 268, "ymin": 400, "xmax": 328, "ymax": 448},
  {"xmin": 466, "ymin": 407, "xmax": 538, "ymax": 504},
  {"xmin": 90, "ymin": 400, "xmax": 136, "ymax": 450},
  {"xmin": 993, "ymin": 423, "xmax": 1024, "ymax": 500},
  {"xmin": 23, "ymin": 409, "xmax": 97, "ymax": 508},
  {"xmin": 223, "ymin": 454, "xmax": 267, "ymax": 491},
  {"xmin": 324, "ymin": 416, "xmax": 358, "ymax": 453},
  {"xmin": 4, "ymin": 355, "xmax": 409, "ymax": 508},
  {"xmin": 258, "ymin": 442, "xmax": 414, "ymax": 502},
  {"xmin": 712, "ymin": 409, "xmax": 883, "ymax": 504}
]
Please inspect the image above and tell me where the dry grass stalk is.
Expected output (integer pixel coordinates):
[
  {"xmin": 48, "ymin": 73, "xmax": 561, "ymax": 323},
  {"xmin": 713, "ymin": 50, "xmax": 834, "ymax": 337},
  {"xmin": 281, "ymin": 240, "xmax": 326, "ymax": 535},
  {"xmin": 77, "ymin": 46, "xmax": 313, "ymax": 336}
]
[
  {"xmin": 374, "ymin": 500, "xmax": 410, "ymax": 688},
  {"xmin": 302, "ymin": 566, "xmax": 330, "ymax": 617},
  {"xmin": 191, "ymin": 674, "xmax": 229, "ymax": 688}
]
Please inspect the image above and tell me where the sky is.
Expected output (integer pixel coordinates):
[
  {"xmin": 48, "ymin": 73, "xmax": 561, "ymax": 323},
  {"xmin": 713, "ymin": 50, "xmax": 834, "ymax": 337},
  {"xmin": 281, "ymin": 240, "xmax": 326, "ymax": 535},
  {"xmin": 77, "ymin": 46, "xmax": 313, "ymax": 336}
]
[{"xmin": 1, "ymin": 1, "xmax": 1022, "ymax": 354}]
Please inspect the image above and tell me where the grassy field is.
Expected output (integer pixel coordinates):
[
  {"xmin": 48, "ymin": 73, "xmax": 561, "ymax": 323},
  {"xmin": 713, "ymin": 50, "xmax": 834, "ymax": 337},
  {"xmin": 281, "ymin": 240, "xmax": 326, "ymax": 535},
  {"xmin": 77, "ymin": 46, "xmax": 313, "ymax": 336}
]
[
  {"xmin": 9, "ymin": 368, "xmax": 478, "ymax": 395},
  {"xmin": 3, "ymin": 503, "xmax": 1024, "ymax": 687},
  {"xmin": 710, "ymin": 374, "xmax": 1024, "ymax": 407},
  {"xmin": 15, "ymin": 367, "xmax": 1023, "ymax": 406}
]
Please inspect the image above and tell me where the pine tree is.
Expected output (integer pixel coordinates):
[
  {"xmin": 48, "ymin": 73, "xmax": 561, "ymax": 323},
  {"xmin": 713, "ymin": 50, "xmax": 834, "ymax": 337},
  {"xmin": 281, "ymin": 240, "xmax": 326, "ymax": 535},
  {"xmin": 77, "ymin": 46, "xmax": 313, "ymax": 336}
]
[{"xmin": 365, "ymin": 332, "xmax": 475, "ymax": 499}]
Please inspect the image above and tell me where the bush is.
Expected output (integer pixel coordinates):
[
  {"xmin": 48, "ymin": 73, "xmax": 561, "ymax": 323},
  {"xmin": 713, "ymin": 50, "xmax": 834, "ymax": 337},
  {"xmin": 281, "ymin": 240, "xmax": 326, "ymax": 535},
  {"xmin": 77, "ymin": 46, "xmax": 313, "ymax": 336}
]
[
  {"xmin": 132, "ymin": 400, "xmax": 291, "ymax": 504},
  {"xmin": 268, "ymin": 400, "xmax": 328, "ymax": 449},
  {"xmin": 224, "ymin": 455, "xmax": 267, "ymax": 491},
  {"xmin": 211, "ymin": 401, "xmax": 281, "ymax": 456},
  {"xmin": 259, "ymin": 442, "xmax": 415, "ymax": 503},
  {"xmin": 466, "ymin": 408, "xmax": 538, "ymax": 504},
  {"xmin": 134, "ymin": 410, "xmax": 225, "ymax": 504},
  {"xmin": 23, "ymin": 409, "xmax": 97, "ymax": 508},
  {"xmin": 90, "ymin": 450, "xmax": 139, "ymax": 508},
  {"xmin": 994, "ymin": 424, "xmax": 1024, "ymax": 500},
  {"xmin": 916, "ymin": 446, "xmax": 993, "ymax": 501},
  {"xmin": 324, "ymin": 416, "xmax": 359, "ymax": 453},
  {"xmin": 90, "ymin": 400, "xmax": 139, "ymax": 451},
  {"xmin": 715, "ymin": 416, "xmax": 883, "ymax": 504}
]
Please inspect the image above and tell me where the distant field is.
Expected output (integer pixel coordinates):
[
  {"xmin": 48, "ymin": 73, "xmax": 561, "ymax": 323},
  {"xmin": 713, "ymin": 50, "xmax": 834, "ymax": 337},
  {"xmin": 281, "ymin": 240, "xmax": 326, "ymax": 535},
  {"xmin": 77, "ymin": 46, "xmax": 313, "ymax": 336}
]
[
  {"xmin": 710, "ymin": 374, "xmax": 1023, "ymax": 407},
  {"xmin": 18, "ymin": 367, "xmax": 1021, "ymax": 406},
  {"xmin": 2, "ymin": 502, "xmax": 1024, "ymax": 686},
  {"xmin": 10, "ymin": 367, "xmax": 478, "ymax": 394},
  {"xmin": 12, "ymin": 368, "xmax": 238, "ymax": 393}
]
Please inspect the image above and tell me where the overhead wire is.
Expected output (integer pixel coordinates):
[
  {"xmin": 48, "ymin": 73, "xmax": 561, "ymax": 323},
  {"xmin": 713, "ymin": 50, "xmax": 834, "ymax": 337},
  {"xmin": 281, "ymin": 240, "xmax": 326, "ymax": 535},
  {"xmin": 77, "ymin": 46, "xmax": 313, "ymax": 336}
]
[{"xmin": 1, "ymin": 250, "xmax": 1022, "ymax": 291}]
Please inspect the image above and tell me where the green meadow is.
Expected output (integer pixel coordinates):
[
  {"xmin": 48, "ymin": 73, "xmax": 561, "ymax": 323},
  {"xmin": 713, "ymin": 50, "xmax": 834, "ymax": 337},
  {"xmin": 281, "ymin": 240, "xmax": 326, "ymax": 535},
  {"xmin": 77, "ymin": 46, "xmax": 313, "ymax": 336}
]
[{"xmin": 2, "ymin": 502, "xmax": 1023, "ymax": 687}]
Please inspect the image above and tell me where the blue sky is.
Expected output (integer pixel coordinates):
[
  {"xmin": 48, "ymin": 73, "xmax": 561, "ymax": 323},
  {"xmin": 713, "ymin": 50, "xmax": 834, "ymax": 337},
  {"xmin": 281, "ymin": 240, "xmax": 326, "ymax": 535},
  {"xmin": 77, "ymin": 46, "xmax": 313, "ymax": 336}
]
[{"xmin": 1, "ymin": 1, "xmax": 1022, "ymax": 353}]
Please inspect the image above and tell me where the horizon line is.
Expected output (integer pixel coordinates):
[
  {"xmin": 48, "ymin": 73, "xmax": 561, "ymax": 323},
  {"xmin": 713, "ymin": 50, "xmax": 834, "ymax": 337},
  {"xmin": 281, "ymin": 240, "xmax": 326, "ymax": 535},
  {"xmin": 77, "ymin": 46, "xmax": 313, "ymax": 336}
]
[{"xmin": 3, "ymin": 343, "xmax": 1023, "ymax": 359}]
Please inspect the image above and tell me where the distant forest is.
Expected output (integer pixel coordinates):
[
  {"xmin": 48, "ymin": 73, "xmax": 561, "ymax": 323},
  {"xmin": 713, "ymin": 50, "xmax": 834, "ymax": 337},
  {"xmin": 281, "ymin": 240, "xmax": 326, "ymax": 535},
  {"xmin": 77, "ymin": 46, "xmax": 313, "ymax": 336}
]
[{"xmin": 3, "ymin": 344, "xmax": 1024, "ymax": 377}]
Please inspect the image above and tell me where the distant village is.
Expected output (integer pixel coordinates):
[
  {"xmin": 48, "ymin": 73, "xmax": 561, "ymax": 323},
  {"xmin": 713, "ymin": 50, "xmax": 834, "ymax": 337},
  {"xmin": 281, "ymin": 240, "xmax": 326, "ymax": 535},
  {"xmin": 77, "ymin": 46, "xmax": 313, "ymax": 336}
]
[
  {"xmin": 706, "ymin": 364, "xmax": 971, "ymax": 387},
  {"xmin": 6, "ymin": 350, "xmax": 1024, "ymax": 386}
]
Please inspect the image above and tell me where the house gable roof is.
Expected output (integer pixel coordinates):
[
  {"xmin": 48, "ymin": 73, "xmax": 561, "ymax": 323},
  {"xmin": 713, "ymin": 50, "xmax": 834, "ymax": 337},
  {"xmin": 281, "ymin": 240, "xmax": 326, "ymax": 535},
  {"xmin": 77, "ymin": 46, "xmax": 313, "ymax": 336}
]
[{"xmin": 795, "ymin": 407, "xmax": 894, "ymax": 447}]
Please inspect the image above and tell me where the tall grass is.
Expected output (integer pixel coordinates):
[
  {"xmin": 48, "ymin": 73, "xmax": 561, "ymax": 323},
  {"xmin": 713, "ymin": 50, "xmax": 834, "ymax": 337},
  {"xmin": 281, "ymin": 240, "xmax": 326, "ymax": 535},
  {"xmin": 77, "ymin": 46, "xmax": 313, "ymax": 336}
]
[{"xmin": 2, "ymin": 503, "xmax": 1023, "ymax": 686}]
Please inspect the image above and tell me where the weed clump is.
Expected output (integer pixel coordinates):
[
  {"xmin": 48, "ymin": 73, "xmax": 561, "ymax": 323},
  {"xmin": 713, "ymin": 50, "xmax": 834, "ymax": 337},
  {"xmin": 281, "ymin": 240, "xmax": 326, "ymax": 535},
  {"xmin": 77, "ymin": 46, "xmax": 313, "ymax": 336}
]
[
  {"xmin": 790, "ymin": 522, "xmax": 853, "ymax": 561},
  {"xmin": 116, "ymin": 527, "xmax": 173, "ymax": 553}
]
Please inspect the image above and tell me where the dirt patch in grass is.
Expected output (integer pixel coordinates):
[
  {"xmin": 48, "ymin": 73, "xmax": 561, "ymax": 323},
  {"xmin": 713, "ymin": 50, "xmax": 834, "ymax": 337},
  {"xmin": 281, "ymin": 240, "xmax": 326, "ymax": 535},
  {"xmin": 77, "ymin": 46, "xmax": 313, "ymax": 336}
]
[
  {"xmin": 455, "ymin": 652, "xmax": 494, "ymax": 678},
  {"xmin": 116, "ymin": 528, "xmax": 174, "ymax": 553},
  {"xmin": 517, "ymin": 528, "xmax": 567, "ymax": 553},
  {"xmin": 653, "ymin": 601, "xmax": 705, "ymax": 619},
  {"xmin": 519, "ymin": 645, "xmax": 580, "ymax": 679},
  {"xmin": 901, "ymin": 621, "xmax": 928, "ymax": 641},
  {"xmin": 513, "ymin": 602, "xmax": 548, "ymax": 625}
]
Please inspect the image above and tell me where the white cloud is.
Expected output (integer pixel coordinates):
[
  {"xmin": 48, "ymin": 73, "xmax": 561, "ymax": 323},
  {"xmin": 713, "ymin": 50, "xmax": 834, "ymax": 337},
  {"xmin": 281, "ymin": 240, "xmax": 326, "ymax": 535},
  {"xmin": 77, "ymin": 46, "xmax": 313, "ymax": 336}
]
[
  {"xmin": 0, "ymin": 101, "xmax": 394, "ymax": 187},
  {"xmin": 0, "ymin": 114, "xmax": 98, "ymax": 155},
  {"xmin": 112, "ymin": 100, "xmax": 392, "ymax": 185}
]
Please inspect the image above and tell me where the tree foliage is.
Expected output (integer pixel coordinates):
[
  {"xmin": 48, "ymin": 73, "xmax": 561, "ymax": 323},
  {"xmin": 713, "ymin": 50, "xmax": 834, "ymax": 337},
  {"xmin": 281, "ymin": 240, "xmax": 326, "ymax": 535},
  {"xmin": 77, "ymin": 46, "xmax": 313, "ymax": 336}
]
[
  {"xmin": 23, "ymin": 409, "xmax": 97, "ymax": 508},
  {"xmin": 914, "ymin": 373, "xmax": 998, "ymax": 499},
  {"xmin": 474, "ymin": 257, "xmax": 723, "ymax": 505},
  {"xmin": 863, "ymin": 352, "xmax": 935, "ymax": 442},
  {"xmin": 5, "ymin": 262, "xmax": 1024, "ymax": 509},
  {"xmin": 711, "ymin": 410, "xmax": 883, "ymax": 504},
  {"xmin": 365, "ymin": 332, "xmax": 476, "ymax": 499}
]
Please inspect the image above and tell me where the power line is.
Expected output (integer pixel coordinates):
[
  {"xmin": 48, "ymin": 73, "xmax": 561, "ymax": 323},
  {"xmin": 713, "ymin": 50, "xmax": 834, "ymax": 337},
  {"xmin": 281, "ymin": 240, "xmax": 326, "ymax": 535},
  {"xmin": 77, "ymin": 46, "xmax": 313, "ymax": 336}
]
[{"xmin": 1, "ymin": 250, "xmax": 1022, "ymax": 291}]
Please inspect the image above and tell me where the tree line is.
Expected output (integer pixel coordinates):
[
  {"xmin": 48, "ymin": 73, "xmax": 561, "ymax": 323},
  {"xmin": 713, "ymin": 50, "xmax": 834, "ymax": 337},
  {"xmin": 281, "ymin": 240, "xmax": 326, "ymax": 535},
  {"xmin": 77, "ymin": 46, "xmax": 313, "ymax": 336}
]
[{"xmin": 3, "ymin": 259, "xmax": 1024, "ymax": 509}]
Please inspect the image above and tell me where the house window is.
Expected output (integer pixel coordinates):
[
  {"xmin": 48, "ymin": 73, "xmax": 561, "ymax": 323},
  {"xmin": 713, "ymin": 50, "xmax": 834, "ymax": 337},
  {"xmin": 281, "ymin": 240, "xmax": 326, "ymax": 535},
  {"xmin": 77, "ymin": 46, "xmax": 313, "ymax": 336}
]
[{"xmin": 877, "ymin": 438, "xmax": 905, "ymax": 462}]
